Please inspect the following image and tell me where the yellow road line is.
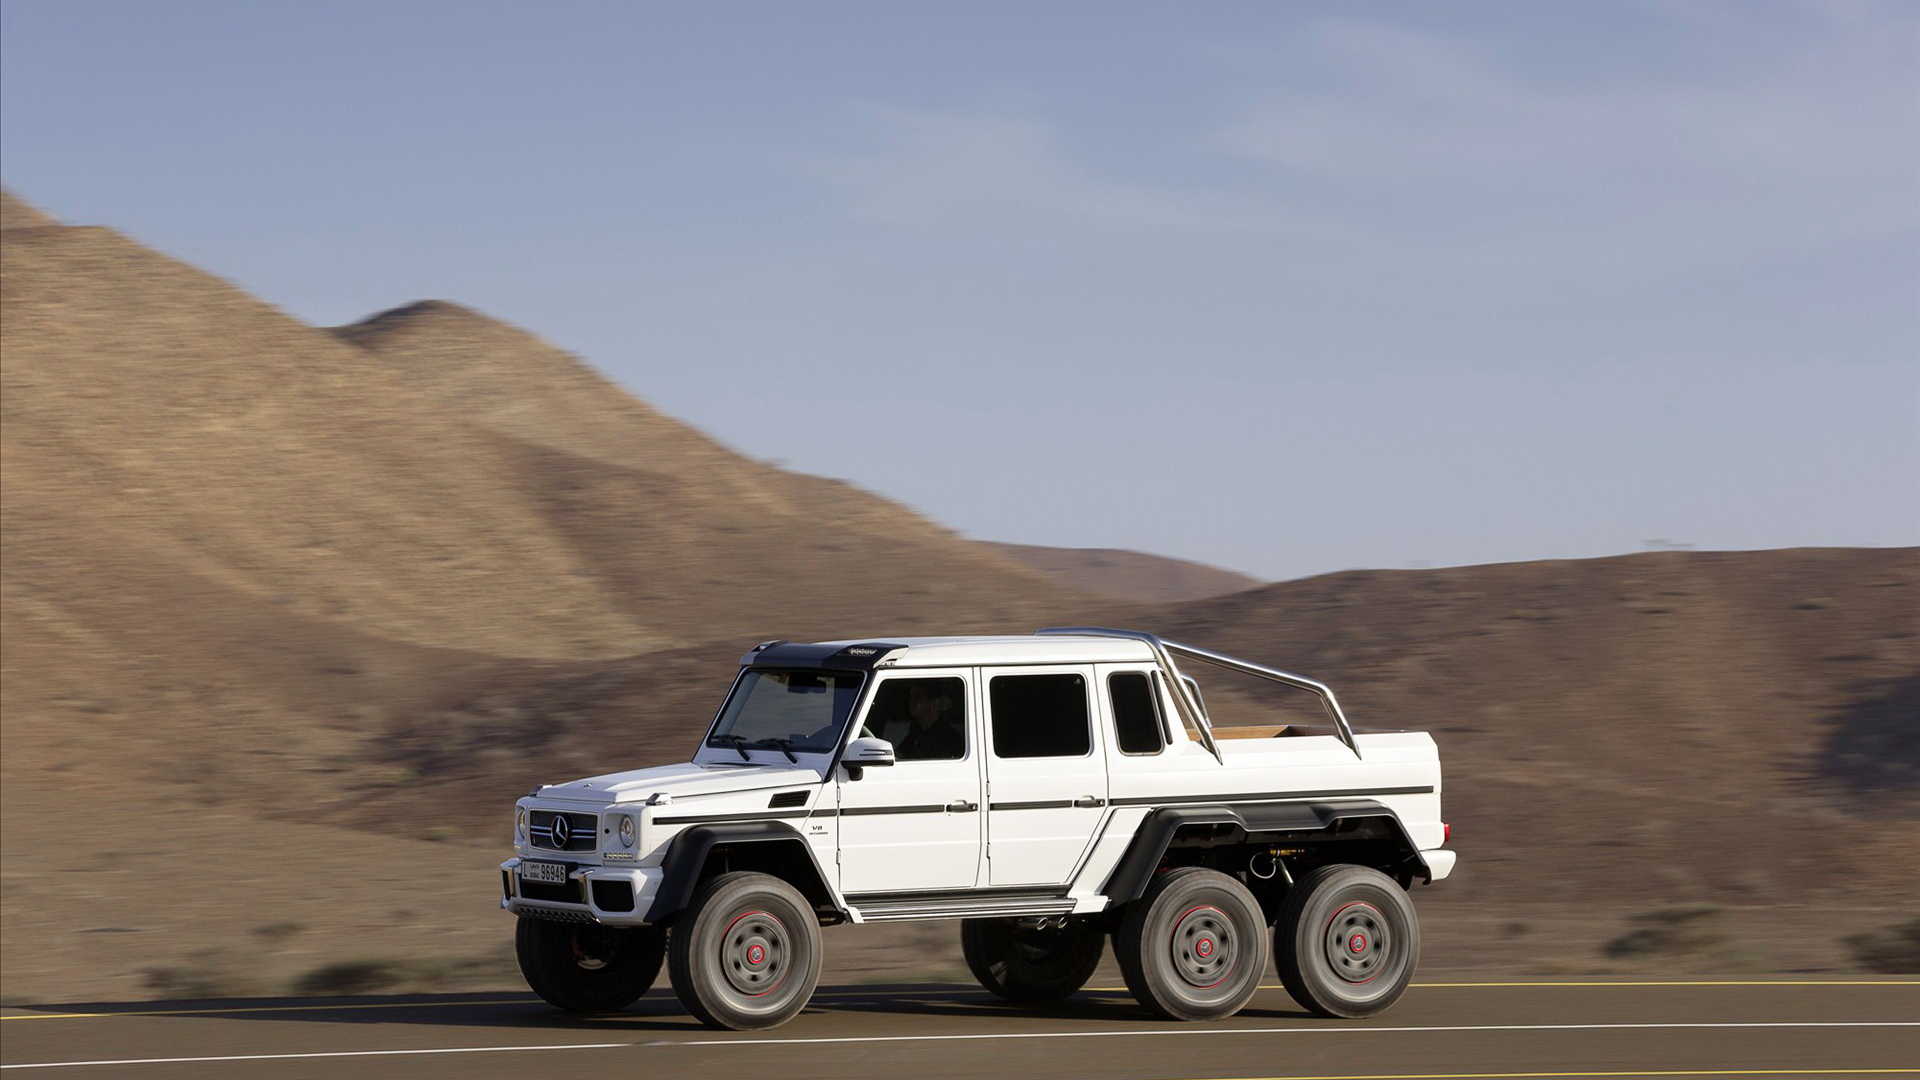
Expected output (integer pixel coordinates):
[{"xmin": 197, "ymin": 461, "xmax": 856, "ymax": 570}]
[
  {"xmin": 1080, "ymin": 981, "xmax": 1920, "ymax": 992},
  {"xmin": 3, "ymin": 979, "xmax": 1914, "ymax": 1021},
  {"xmin": 1164, "ymin": 1072, "xmax": 1920, "ymax": 1080},
  {"xmin": 0, "ymin": 987, "xmax": 959, "ymax": 1020},
  {"xmin": 1408, "ymin": 981, "xmax": 1920, "ymax": 988},
  {"xmin": 0, "ymin": 999, "xmax": 540, "ymax": 1021}
]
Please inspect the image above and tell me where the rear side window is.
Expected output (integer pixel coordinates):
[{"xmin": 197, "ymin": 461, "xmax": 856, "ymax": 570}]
[
  {"xmin": 990, "ymin": 674, "xmax": 1091, "ymax": 758},
  {"xmin": 1108, "ymin": 672, "xmax": 1165, "ymax": 754}
]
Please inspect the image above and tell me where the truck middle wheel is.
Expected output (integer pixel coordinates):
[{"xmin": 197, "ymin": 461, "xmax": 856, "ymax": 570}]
[{"xmin": 1115, "ymin": 866, "xmax": 1267, "ymax": 1020}]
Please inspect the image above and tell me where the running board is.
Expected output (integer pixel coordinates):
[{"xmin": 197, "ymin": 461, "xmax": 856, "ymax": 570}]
[{"xmin": 852, "ymin": 897, "xmax": 1078, "ymax": 923}]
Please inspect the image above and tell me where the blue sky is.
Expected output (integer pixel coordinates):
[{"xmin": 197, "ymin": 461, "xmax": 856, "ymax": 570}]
[{"xmin": 3, "ymin": 1, "xmax": 1914, "ymax": 579}]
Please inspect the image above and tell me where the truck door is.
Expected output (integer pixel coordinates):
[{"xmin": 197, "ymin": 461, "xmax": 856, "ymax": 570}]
[
  {"xmin": 982, "ymin": 666, "xmax": 1108, "ymax": 887},
  {"xmin": 835, "ymin": 669, "xmax": 984, "ymax": 893}
]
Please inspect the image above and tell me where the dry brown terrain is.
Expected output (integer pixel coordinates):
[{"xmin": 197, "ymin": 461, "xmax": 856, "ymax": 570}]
[
  {"xmin": 0, "ymin": 189, "xmax": 1091, "ymax": 1002},
  {"xmin": 981, "ymin": 541, "xmax": 1263, "ymax": 603},
  {"xmin": 1143, "ymin": 549, "xmax": 1920, "ymax": 957},
  {"xmin": 2, "ymin": 189, "xmax": 1914, "ymax": 1005}
]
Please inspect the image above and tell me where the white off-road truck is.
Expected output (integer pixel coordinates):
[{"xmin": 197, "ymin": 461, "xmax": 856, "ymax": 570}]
[{"xmin": 500, "ymin": 628, "xmax": 1454, "ymax": 1030}]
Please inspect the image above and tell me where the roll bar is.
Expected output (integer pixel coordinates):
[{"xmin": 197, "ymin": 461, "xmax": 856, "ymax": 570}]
[{"xmin": 1036, "ymin": 627, "xmax": 1362, "ymax": 763}]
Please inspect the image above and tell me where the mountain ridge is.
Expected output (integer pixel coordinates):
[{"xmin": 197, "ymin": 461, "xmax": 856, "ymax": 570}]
[{"xmin": 2, "ymin": 189, "xmax": 1912, "ymax": 1001}]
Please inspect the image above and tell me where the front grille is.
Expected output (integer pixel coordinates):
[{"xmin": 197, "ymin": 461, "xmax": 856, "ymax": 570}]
[
  {"xmin": 529, "ymin": 810, "xmax": 598, "ymax": 852},
  {"xmin": 517, "ymin": 878, "xmax": 585, "ymax": 905}
]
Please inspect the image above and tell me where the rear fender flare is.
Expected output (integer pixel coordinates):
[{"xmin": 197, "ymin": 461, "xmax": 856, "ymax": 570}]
[{"xmin": 1099, "ymin": 800, "xmax": 1429, "ymax": 903}]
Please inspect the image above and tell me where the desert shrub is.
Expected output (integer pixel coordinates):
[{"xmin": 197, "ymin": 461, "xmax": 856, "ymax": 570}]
[
  {"xmin": 1844, "ymin": 918, "xmax": 1920, "ymax": 974},
  {"xmin": 293, "ymin": 960, "xmax": 401, "ymax": 995},
  {"xmin": 140, "ymin": 947, "xmax": 255, "ymax": 998},
  {"xmin": 287, "ymin": 950, "xmax": 516, "ymax": 997},
  {"xmin": 1602, "ymin": 906, "xmax": 1724, "ymax": 959}
]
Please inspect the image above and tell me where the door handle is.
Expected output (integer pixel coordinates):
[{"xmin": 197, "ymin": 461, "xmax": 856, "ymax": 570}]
[
  {"xmin": 945, "ymin": 800, "xmax": 977, "ymax": 813},
  {"xmin": 1074, "ymin": 796, "xmax": 1104, "ymax": 808}
]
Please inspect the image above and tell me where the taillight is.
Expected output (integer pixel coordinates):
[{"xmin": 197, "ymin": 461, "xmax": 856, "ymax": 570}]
[{"xmin": 1442, "ymin": 822, "xmax": 1452, "ymax": 844}]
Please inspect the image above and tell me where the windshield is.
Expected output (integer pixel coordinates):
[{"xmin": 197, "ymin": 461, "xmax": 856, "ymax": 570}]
[{"xmin": 707, "ymin": 668, "xmax": 865, "ymax": 755}]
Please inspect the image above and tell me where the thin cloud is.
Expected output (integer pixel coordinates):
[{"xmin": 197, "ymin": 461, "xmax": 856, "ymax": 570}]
[
  {"xmin": 808, "ymin": 104, "xmax": 1316, "ymax": 237},
  {"xmin": 808, "ymin": 7, "xmax": 1915, "ymax": 302}
]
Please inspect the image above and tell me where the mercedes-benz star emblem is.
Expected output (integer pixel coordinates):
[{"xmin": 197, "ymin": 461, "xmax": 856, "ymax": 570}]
[{"xmin": 550, "ymin": 816, "xmax": 570, "ymax": 846}]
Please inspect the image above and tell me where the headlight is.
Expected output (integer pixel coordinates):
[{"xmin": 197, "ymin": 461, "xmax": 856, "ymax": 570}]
[
  {"xmin": 515, "ymin": 808, "xmax": 528, "ymax": 842},
  {"xmin": 618, "ymin": 815, "xmax": 636, "ymax": 848}
]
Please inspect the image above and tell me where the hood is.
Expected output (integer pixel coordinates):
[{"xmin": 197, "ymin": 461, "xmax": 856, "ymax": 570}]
[{"xmin": 535, "ymin": 761, "xmax": 822, "ymax": 804}]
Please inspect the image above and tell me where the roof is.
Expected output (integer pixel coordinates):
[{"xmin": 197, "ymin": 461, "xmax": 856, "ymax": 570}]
[{"xmin": 743, "ymin": 634, "xmax": 1160, "ymax": 670}]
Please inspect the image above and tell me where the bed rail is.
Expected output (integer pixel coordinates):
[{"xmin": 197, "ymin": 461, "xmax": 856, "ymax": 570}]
[{"xmin": 1036, "ymin": 627, "xmax": 1362, "ymax": 762}]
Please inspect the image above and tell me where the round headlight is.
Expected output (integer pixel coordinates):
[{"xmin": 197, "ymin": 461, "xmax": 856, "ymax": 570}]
[
  {"xmin": 515, "ymin": 808, "xmax": 528, "ymax": 842},
  {"xmin": 618, "ymin": 815, "xmax": 636, "ymax": 848}
]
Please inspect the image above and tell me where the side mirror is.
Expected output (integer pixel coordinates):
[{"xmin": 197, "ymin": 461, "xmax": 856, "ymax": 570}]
[{"xmin": 841, "ymin": 736, "xmax": 895, "ymax": 779}]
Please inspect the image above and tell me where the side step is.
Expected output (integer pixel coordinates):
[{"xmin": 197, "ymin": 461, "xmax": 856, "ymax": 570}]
[{"xmin": 851, "ymin": 897, "xmax": 1078, "ymax": 923}]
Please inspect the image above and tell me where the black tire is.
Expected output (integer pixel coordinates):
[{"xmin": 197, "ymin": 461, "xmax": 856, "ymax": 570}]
[
  {"xmin": 668, "ymin": 871, "xmax": 823, "ymax": 1031},
  {"xmin": 960, "ymin": 918, "xmax": 1105, "ymax": 1003},
  {"xmin": 1274, "ymin": 863, "xmax": 1420, "ymax": 1018},
  {"xmin": 515, "ymin": 917, "xmax": 664, "ymax": 1013},
  {"xmin": 1115, "ymin": 867, "xmax": 1267, "ymax": 1020}
]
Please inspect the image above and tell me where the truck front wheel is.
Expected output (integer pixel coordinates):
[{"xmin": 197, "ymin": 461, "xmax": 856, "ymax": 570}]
[
  {"xmin": 515, "ymin": 917, "xmax": 664, "ymax": 1013},
  {"xmin": 668, "ymin": 871, "xmax": 823, "ymax": 1030},
  {"xmin": 961, "ymin": 917, "xmax": 1105, "ymax": 1003},
  {"xmin": 1273, "ymin": 863, "xmax": 1420, "ymax": 1018},
  {"xmin": 1116, "ymin": 867, "xmax": 1267, "ymax": 1020}
]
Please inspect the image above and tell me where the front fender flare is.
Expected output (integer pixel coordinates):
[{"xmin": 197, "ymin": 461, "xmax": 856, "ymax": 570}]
[{"xmin": 643, "ymin": 821, "xmax": 839, "ymax": 923}]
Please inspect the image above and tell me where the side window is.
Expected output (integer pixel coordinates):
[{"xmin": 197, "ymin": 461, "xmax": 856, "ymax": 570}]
[
  {"xmin": 862, "ymin": 677, "xmax": 966, "ymax": 761},
  {"xmin": 1108, "ymin": 671, "xmax": 1165, "ymax": 754},
  {"xmin": 990, "ymin": 674, "xmax": 1090, "ymax": 758}
]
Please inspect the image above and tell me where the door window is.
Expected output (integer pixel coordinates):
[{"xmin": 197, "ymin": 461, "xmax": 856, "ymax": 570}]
[
  {"xmin": 862, "ymin": 677, "xmax": 967, "ymax": 761},
  {"xmin": 989, "ymin": 674, "xmax": 1090, "ymax": 758}
]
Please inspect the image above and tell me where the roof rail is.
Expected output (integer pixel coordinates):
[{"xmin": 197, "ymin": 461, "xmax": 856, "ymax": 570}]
[{"xmin": 1036, "ymin": 627, "xmax": 1361, "ymax": 761}]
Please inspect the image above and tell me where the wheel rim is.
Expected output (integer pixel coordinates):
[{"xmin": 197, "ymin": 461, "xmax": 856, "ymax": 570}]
[
  {"xmin": 1169, "ymin": 905, "xmax": 1235, "ymax": 989},
  {"xmin": 720, "ymin": 909, "xmax": 789, "ymax": 997},
  {"xmin": 1324, "ymin": 901, "xmax": 1390, "ymax": 983}
]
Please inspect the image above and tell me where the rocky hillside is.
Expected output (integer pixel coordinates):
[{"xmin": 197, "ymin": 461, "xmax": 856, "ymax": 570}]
[
  {"xmin": 1146, "ymin": 547, "xmax": 1920, "ymax": 908},
  {"xmin": 980, "ymin": 541, "xmax": 1262, "ymax": 603},
  {"xmin": 2, "ymin": 188, "xmax": 1911, "ymax": 1001}
]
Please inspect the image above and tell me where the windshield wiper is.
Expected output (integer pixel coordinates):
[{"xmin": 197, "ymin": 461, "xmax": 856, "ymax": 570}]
[
  {"xmin": 750, "ymin": 737, "xmax": 800, "ymax": 764},
  {"xmin": 710, "ymin": 734, "xmax": 753, "ymax": 762}
]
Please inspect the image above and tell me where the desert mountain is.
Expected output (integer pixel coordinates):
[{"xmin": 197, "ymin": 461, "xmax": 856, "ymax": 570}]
[
  {"xmin": 385, "ymin": 546, "xmax": 1918, "ymax": 905},
  {"xmin": 2, "ymin": 191, "xmax": 1913, "ymax": 1001},
  {"xmin": 0, "ymin": 188, "xmax": 58, "ymax": 230},
  {"xmin": 980, "ymin": 541, "xmax": 1263, "ymax": 603},
  {"xmin": 1145, "ymin": 547, "xmax": 1920, "ymax": 906},
  {"xmin": 1, "ymin": 209, "xmax": 1094, "ymax": 772}
]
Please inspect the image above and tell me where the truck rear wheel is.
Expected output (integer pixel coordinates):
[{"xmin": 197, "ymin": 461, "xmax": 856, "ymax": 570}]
[
  {"xmin": 1115, "ymin": 867, "xmax": 1266, "ymax": 1020},
  {"xmin": 1274, "ymin": 863, "xmax": 1420, "ymax": 1018},
  {"xmin": 668, "ymin": 871, "xmax": 823, "ymax": 1030},
  {"xmin": 961, "ymin": 917, "xmax": 1105, "ymax": 1003},
  {"xmin": 515, "ymin": 917, "xmax": 664, "ymax": 1013}
]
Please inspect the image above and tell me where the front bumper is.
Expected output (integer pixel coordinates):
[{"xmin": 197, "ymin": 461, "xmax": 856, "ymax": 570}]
[{"xmin": 499, "ymin": 856, "xmax": 666, "ymax": 927}]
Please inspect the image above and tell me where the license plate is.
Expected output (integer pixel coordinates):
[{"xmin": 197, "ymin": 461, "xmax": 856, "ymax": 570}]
[{"xmin": 518, "ymin": 861, "xmax": 567, "ymax": 885}]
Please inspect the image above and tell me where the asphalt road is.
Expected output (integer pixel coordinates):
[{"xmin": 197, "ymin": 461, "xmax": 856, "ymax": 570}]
[{"xmin": 3, "ymin": 980, "xmax": 1917, "ymax": 1079}]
